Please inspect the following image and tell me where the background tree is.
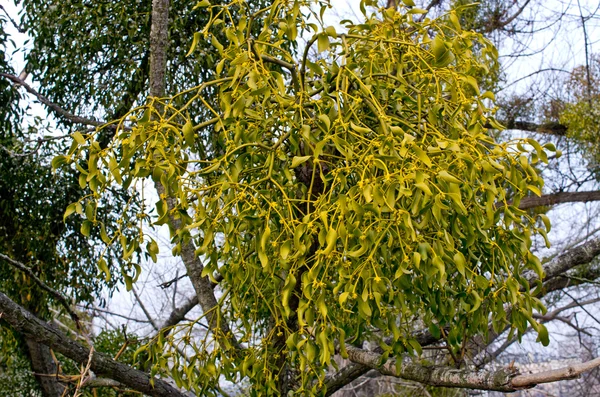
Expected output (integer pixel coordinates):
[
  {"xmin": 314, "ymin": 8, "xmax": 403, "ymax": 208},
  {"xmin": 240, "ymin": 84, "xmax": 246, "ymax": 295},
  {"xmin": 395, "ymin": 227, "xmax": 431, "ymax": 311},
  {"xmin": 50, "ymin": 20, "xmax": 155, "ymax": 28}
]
[{"xmin": 1, "ymin": 0, "xmax": 600, "ymax": 396}]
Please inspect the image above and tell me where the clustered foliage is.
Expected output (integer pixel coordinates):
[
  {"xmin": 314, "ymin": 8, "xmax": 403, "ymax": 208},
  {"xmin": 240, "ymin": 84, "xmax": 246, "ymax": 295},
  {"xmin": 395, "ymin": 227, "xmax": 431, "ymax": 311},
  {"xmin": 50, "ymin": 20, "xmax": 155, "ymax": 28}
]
[
  {"xmin": 59, "ymin": 0, "xmax": 556, "ymax": 394},
  {"xmin": 19, "ymin": 0, "xmax": 276, "ymax": 122},
  {"xmin": 560, "ymin": 55, "xmax": 600, "ymax": 168}
]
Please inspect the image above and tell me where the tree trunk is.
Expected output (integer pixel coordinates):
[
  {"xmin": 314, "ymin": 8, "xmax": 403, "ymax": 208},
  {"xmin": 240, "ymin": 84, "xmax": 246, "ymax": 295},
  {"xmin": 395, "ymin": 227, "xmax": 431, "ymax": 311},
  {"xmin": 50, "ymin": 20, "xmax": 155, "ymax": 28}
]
[{"xmin": 25, "ymin": 338, "xmax": 66, "ymax": 397}]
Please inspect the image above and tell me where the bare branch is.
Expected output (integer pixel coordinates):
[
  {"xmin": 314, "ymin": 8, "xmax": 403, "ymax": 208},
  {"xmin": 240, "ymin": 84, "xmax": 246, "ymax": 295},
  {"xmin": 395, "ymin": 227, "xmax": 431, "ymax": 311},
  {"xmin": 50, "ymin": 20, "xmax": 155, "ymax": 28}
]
[
  {"xmin": 0, "ymin": 253, "xmax": 80, "ymax": 327},
  {"xmin": 540, "ymin": 237, "xmax": 600, "ymax": 283},
  {"xmin": 0, "ymin": 73, "xmax": 103, "ymax": 127},
  {"xmin": 0, "ymin": 291, "xmax": 186, "ymax": 397},
  {"xmin": 484, "ymin": 0, "xmax": 533, "ymax": 33},
  {"xmin": 511, "ymin": 357, "xmax": 600, "ymax": 388},
  {"xmin": 344, "ymin": 344, "xmax": 600, "ymax": 392},
  {"xmin": 80, "ymin": 305, "xmax": 152, "ymax": 324},
  {"xmin": 132, "ymin": 286, "xmax": 160, "ymax": 331},
  {"xmin": 518, "ymin": 191, "xmax": 600, "ymax": 210}
]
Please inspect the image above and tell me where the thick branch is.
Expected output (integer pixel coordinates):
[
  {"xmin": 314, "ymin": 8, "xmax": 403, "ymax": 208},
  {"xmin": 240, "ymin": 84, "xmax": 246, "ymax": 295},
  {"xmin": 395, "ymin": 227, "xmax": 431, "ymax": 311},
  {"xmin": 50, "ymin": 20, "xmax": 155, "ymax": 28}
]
[
  {"xmin": 540, "ymin": 237, "xmax": 600, "ymax": 282},
  {"xmin": 327, "ymin": 235, "xmax": 600, "ymax": 393},
  {"xmin": 324, "ymin": 326, "xmax": 448, "ymax": 395},
  {"xmin": 518, "ymin": 191, "xmax": 600, "ymax": 210},
  {"xmin": 148, "ymin": 0, "xmax": 238, "ymax": 350},
  {"xmin": 149, "ymin": 0, "xmax": 169, "ymax": 99},
  {"xmin": 259, "ymin": 54, "xmax": 299, "ymax": 92},
  {"xmin": 160, "ymin": 295, "xmax": 198, "ymax": 330},
  {"xmin": 345, "ymin": 345, "xmax": 600, "ymax": 392},
  {"xmin": 81, "ymin": 377, "xmax": 122, "ymax": 388},
  {"xmin": 500, "ymin": 119, "xmax": 567, "ymax": 135},
  {"xmin": 25, "ymin": 338, "xmax": 66, "ymax": 397},
  {"xmin": 511, "ymin": 357, "xmax": 600, "ymax": 388},
  {"xmin": 345, "ymin": 345, "xmax": 517, "ymax": 391},
  {"xmin": 543, "ymin": 266, "xmax": 600, "ymax": 293},
  {"xmin": 0, "ymin": 292, "xmax": 186, "ymax": 397}
]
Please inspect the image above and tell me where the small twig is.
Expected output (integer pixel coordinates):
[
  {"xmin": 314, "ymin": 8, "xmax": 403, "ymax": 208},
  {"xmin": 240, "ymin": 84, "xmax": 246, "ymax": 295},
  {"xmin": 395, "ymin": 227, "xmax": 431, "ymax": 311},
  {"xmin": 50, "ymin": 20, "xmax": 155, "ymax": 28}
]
[
  {"xmin": 534, "ymin": 313, "xmax": 592, "ymax": 336},
  {"xmin": 113, "ymin": 325, "xmax": 130, "ymax": 361},
  {"xmin": 562, "ymin": 290, "xmax": 600, "ymax": 327},
  {"xmin": 440, "ymin": 327, "xmax": 460, "ymax": 367},
  {"xmin": 0, "ymin": 252, "xmax": 80, "ymax": 327},
  {"xmin": 80, "ymin": 304, "xmax": 151, "ymax": 324},
  {"xmin": 484, "ymin": 0, "xmax": 533, "ymax": 33},
  {"xmin": 300, "ymin": 35, "xmax": 319, "ymax": 88},
  {"xmin": 158, "ymin": 273, "xmax": 187, "ymax": 289},
  {"xmin": 132, "ymin": 286, "xmax": 160, "ymax": 331},
  {"xmin": 171, "ymin": 269, "xmax": 179, "ymax": 311},
  {"xmin": 73, "ymin": 347, "xmax": 95, "ymax": 397}
]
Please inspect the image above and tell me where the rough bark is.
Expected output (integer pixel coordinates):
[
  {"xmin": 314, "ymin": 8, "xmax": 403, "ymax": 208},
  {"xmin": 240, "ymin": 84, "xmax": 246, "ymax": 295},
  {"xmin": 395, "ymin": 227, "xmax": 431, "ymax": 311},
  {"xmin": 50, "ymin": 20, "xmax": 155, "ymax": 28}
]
[
  {"xmin": 0, "ymin": 292, "xmax": 186, "ymax": 397},
  {"xmin": 344, "ymin": 345, "xmax": 517, "ymax": 391},
  {"xmin": 24, "ymin": 338, "xmax": 66, "ymax": 397},
  {"xmin": 540, "ymin": 237, "xmax": 600, "ymax": 282},
  {"xmin": 518, "ymin": 191, "xmax": 600, "ymax": 210},
  {"xmin": 149, "ymin": 0, "xmax": 169, "ymax": 100},
  {"xmin": 344, "ymin": 345, "xmax": 600, "ymax": 392},
  {"xmin": 147, "ymin": 0, "xmax": 238, "ymax": 349},
  {"xmin": 324, "ymin": 326, "xmax": 451, "ymax": 395}
]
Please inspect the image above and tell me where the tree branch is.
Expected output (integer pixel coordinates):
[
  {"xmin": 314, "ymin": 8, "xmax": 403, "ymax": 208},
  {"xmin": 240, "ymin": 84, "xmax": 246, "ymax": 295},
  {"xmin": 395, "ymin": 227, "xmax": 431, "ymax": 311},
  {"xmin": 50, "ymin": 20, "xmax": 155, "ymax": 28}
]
[
  {"xmin": 259, "ymin": 54, "xmax": 299, "ymax": 92},
  {"xmin": 132, "ymin": 286, "xmax": 160, "ymax": 331},
  {"xmin": 540, "ymin": 237, "xmax": 600, "ymax": 282},
  {"xmin": 0, "ymin": 253, "xmax": 79, "ymax": 326},
  {"xmin": 0, "ymin": 73, "xmax": 103, "ymax": 127},
  {"xmin": 160, "ymin": 295, "xmax": 199, "ymax": 331},
  {"xmin": 487, "ymin": 118, "xmax": 567, "ymax": 135},
  {"xmin": 324, "ymin": 326, "xmax": 449, "ymax": 395},
  {"xmin": 483, "ymin": 0, "xmax": 533, "ymax": 33},
  {"xmin": 518, "ymin": 191, "xmax": 600, "ymax": 210},
  {"xmin": 344, "ymin": 344, "xmax": 600, "ymax": 392},
  {"xmin": 147, "ymin": 0, "xmax": 239, "ymax": 351},
  {"xmin": 326, "ymin": 233, "xmax": 600, "ymax": 394},
  {"xmin": 511, "ymin": 357, "xmax": 600, "ymax": 388},
  {"xmin": 0, "ymin": 4, "xmax": 25, "ymax": 33},
  {"xmin": 0, "ymin": 292, "xmax": 186, "ymax": 397}
]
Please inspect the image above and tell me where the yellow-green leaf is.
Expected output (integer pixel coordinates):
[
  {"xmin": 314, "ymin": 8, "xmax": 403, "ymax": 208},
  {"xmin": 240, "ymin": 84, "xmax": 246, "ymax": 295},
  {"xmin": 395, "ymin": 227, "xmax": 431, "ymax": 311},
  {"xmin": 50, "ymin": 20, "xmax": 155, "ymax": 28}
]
[
  {"xmin": 186, "ymin": 32, "xmax": 202, "ymax": 57},
  {"xmin": 317, "ymin": 33, "xmax": 330, "ymax": 53},
  {"xmin": 183, "ymin": 120, "xmax": 195, "ymax": 147},
  {"xmin": 291, "ymin": 155, "xmax": 311, "ymax": 168},
  {"xmin": 453, "ymin": 252, "xmax": 466, "ymax": 276}
]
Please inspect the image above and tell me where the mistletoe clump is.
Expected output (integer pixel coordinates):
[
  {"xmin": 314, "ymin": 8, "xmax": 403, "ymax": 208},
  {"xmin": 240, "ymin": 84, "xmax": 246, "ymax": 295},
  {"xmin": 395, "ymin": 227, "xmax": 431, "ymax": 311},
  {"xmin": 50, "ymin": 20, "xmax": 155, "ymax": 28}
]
[{"xmin": 61, "ymin": 0, "xmax": 556, "ymax": 394}]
